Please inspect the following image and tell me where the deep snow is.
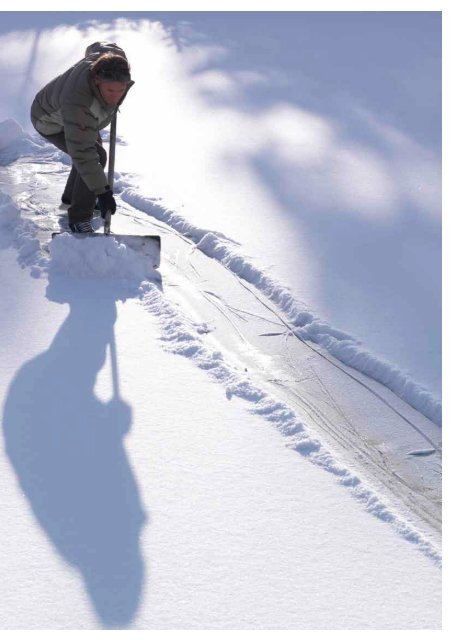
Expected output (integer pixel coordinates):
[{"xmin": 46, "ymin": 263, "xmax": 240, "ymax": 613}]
[{"xmin": 0, "ymin": 11, "xmax": 442, "ymax": 631}]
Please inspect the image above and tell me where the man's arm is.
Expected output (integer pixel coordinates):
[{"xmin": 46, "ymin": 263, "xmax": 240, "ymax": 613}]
[{"xmin": 60, "ymin": 100, "xmax": 109, "ymax": 194}]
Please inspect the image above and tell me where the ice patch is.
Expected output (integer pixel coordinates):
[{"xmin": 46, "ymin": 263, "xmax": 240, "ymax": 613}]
[{"xmin": 408, "ymin": 449, "xmax": 437, "ymax": 457}]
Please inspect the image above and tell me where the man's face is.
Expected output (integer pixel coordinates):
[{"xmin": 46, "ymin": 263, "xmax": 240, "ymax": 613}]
[{"xmin": 95, "ymin": 79, "xmax": 128, "ymax": 105}]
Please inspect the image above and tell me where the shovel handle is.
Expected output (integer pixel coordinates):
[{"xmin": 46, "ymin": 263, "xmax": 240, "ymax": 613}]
[
  {"xmin": 104, "ymin": 114, "xmax": 116, "ymax": 235},
  {"xmin": 104, "ymin": 210, "xmax": 112, "ymax": 235}
]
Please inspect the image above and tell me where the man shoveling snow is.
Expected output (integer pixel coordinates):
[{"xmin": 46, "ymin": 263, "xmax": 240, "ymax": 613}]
[{"xmin": 30, "ymin": 42, "xmax": 134, "ymax": 233}]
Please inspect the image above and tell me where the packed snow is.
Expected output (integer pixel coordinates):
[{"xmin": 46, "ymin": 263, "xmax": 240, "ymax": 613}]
[
  {"xmin": 0, "ymin": 12, "xmax": 442, "ymax": 631},
  {"xmin": 49, "ymin": 233, "xmax": 157, "ymax": 281}
]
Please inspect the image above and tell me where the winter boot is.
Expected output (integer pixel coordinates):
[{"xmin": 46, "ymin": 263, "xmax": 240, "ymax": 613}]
[{"xmin": 69, "ymin": 220, "xmax": 94, "ymax": 233}]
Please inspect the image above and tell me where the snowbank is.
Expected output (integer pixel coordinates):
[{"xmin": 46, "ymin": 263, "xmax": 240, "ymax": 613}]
[
  {"xmin": 0, "ymin": 118, "xmax": 45, "ymax": 165},
  {"xmin": 123, "ymin": 189, "xmax": 442, "ymax": 427},
  {"xmin": 0, "ymin": 191, "xmax": 20, "ymax": 229}
]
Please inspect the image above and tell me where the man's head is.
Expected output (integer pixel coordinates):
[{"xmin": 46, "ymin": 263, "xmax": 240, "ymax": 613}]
[{"xmin": 90, "ymin": 53, "xmax": 131, "ymax": 105}]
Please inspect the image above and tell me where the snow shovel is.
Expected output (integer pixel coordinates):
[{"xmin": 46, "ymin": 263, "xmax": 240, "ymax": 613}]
[{"xmin": 53, "ymin": 114, "xmax": 161, "ymax": 268}]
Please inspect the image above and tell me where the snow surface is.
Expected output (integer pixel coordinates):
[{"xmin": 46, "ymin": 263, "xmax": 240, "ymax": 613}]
[
  {"xmin": 0, "ymin": 13, "xmax": 442, "ymax": 631},
  {"xmin": 124, "ymin": 189, "xmax": 441, "ymax": 426},
  {"xmin": 49, "ymin": 233, "xmax": 158, "ymax": 280},
  {"xmin": 0, "ymin": 13, "xmax": 441, "ymax": 422}
]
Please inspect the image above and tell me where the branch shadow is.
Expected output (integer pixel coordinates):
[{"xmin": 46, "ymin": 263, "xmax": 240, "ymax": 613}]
[
  {"xmin": 2, "ymin": 273, "xmax": 149, "ymax": 629},
  {"xmin": 13, "ymin": 28, "xmax": 41, "ymax": 127}
]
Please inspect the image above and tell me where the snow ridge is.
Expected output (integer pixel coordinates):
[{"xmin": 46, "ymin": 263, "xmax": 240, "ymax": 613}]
[
  {"xmin": 139, "ymin": 280, "xmax": 441, "ymax": 567},
  {"xmin": 121, "ymin": 190, "xmax": 236, "ymax": 246},
  {"xmin": 122, "ymin": 189, "xmax": 441, "ymax": 427}
]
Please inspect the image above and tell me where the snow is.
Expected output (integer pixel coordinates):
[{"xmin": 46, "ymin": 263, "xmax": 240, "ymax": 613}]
[
  {"xmin": 0, "ymin": 191, "xmax": 20, "ymax": 227},
  {"xmin": 49, "ymin": 233, "xmax": 157, "ymax": 281},
  {"xmin": 125, "ymin": 190, "xmax": 441, "ymax": 426},
  {"xmin": 0, "ymin": 12, "xmax": 442, "ymax": 631},
  {"xmin": 0, "ymin": 249, "xmax": 442, "ymax": 630}
]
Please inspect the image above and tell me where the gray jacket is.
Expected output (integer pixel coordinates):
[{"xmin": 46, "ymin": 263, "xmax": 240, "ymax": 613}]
[{"xmin": 30, "ymin": 43, "xmax": 134, "ymax": 194}]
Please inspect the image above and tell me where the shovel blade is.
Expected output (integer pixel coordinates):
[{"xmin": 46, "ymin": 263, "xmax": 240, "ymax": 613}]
[{"xmin": 52, "ymin": 232, "xmax": 161, "ymax": 268}]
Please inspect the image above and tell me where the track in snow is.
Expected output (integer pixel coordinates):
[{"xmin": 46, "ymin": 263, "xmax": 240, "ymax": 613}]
[{"xmin": 0, "ymin": 156, "xmax": 442, "ymax": 557}]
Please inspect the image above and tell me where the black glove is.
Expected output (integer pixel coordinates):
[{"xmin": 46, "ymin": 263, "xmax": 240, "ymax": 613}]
[{"xmin": 97, "ymin": 188, "xmax": 116, "ymax": 218}]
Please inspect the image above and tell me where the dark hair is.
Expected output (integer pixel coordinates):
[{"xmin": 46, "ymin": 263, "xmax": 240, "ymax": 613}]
[{"xmin": 90, "ymin": 53, "xmax": 131, "ymax": 82}]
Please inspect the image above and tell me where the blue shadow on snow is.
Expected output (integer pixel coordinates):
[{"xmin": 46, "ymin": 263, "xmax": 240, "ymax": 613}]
[{"xmin": 2, "ymin": 274, "xmax": 147, "ymax": 629}]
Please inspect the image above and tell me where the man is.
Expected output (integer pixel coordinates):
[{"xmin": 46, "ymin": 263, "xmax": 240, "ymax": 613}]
[{"xmin": 30, "ymin": 42, "xmax": 134, "ymax": 233}]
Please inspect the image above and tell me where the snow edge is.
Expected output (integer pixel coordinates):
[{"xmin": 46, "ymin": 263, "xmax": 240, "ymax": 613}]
[{"xmin": 122, "ymin": 188, "xmax": 442, "ymax": 428}]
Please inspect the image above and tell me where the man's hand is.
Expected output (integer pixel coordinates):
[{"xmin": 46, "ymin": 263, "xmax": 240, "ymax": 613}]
[{"xmin": 98, "ymin": 188, "xmax": 116, "ymax": 218}]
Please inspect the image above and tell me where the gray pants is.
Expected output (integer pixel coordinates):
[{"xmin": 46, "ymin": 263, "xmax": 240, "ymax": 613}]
[{"xmin": 41, "ymin": 131, "xmax": 107, "ymax": 224}]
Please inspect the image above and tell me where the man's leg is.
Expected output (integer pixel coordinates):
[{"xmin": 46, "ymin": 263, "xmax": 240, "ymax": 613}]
[
  {"xmin": 68, "ymin": 142, "xmax": 107, "ymax": 224},
  {"xmin": 39, "ymin": 132, "xmax": 107, "ymax": 224},
  {"xmin": 62, "ymin": 166, "xmax": 77, "ymax": 204},
  {"xmin": 38, "ymin": 131, "xmax": 74, "ymax": 202}
]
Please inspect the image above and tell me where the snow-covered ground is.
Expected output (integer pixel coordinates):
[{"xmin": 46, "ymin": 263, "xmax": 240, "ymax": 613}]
[
  {"xmin": 0, "ymin": 12, "xmax": 442, "ymax": 411},
  {"xmin": 0, "ymin": 11, "xmax": 442, "ymax": 630}
]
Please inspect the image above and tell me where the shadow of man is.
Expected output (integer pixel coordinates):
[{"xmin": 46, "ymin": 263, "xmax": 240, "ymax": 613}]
[{"xmin": 2, "ymin": 273, "xmax": 147, "ymax": 629}]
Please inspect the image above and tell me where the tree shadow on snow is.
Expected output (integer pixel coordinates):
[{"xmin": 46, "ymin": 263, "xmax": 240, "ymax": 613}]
[{"xmin": 2, "ymin": 273, "xmax": 149, "ymax": 629}]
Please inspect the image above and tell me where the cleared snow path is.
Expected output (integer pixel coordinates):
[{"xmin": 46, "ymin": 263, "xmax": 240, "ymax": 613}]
[
  {"xmin": 0, "ymin": 129, "xmax": 441, "ymax": 629},
  {"xmin": 0, "ymin": 147, "xmax": 441, "ymax": 543}
]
